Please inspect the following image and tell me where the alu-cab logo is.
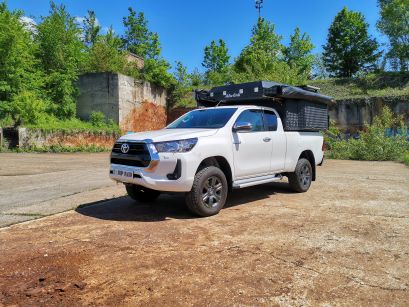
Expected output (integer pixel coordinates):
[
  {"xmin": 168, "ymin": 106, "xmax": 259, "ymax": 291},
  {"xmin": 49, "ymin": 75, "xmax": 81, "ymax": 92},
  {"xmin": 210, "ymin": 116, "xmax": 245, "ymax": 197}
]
[{"xmin": 121, "ymin": 143, "xmax": 130, "ymax": 154}]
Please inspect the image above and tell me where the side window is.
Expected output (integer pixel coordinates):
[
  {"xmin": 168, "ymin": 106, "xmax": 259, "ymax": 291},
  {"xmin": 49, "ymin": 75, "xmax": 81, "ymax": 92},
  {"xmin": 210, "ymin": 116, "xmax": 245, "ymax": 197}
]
[
  {"xmin": 263, "ymin": 110, "xmax": 278, "ymax": 131},
  {"xmin": 234, "ymin": 110, "xmax": 264, "ymax": 132}
]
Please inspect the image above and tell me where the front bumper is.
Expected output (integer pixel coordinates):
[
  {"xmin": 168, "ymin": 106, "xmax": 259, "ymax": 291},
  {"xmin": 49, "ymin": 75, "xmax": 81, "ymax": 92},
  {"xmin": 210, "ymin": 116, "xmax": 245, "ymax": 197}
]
[{"xmin": 109, "ymin": 152, "xmax": 196, "ymax": 192}]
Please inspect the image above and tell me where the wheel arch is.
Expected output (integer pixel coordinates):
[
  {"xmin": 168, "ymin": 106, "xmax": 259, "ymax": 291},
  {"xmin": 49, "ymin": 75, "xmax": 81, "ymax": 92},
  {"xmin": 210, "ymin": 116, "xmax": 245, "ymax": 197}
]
[
  {"xmin": 196, "ymin": 156, "xmax": 233, "ymax": 190},
  {"xmin": 299, "ymin": 150, "xmax": 316, "ymax": 181}
]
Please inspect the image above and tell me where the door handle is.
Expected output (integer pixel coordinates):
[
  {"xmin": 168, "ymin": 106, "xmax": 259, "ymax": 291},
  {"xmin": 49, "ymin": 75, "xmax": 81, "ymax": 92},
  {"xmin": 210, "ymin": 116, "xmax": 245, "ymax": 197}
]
[{"xmin": 263, "ymin": 137, "xmax": 271, "ymax": 142}]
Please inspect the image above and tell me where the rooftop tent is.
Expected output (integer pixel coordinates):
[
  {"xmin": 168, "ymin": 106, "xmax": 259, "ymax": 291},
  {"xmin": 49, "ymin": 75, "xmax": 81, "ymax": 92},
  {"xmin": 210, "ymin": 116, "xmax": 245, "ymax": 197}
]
[{"xmin": 195, "ymin": 81, "xmax": 335, "ymax": 131}]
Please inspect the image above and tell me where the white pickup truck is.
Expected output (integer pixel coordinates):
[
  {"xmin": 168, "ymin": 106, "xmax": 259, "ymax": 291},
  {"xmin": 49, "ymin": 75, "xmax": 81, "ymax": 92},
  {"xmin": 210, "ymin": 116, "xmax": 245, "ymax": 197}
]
[{"xmin": 110, "ymin": 104, "xmax": 325, "ymax": 216}]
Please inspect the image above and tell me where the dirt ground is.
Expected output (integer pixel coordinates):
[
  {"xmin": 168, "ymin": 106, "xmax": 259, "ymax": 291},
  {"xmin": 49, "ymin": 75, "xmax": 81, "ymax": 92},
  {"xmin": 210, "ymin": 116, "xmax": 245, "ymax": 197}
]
[{"xmin": 0, "ymin": 160, "xmax": 408, "ymax": 306}]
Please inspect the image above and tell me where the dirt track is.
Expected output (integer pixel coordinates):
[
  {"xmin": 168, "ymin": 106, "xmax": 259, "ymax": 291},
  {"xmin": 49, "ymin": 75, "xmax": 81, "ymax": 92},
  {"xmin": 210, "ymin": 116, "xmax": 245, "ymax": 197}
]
[{"xmin": 0, "ymin": 160, "xmax": 408, "ymax": 306}]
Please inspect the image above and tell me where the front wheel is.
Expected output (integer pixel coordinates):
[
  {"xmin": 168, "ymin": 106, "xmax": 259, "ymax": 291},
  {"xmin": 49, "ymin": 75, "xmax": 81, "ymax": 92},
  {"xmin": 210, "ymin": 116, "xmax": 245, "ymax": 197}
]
[
  {"xmin": 185, "ymin": 166, "xmax": 228, "ymax": 217},
  {"xmin": 125, "ymin": 184, "xmax": 160, "ymax": 203},
  {"xmin": 288, "ymin": 158, "xmax": 312, "ymax": 193}
]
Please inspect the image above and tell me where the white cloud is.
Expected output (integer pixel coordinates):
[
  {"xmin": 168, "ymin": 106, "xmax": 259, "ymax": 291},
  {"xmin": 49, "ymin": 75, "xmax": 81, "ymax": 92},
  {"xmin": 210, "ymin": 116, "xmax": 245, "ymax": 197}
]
[
  {"xmin": 19, "ymin": 16, "xmax": 37, "ymax": 33},
  {"xmin": 75, "ymin": 16, "xmax": 100, "ymax": 27}
]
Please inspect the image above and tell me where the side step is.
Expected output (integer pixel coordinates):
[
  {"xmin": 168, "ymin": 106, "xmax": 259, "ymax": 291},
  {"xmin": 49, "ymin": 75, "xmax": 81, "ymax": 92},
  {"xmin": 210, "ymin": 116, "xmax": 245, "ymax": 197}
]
[{"xmin": 232, "ymin": 174, "xmax": 283, "ymax": 189}]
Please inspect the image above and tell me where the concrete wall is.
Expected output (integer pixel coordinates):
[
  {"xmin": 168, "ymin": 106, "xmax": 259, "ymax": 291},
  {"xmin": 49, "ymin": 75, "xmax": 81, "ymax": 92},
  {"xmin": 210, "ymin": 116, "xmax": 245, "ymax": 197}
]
[
  {"xmin": 330, "ymin": 96, "xmax": 409, "ymax": 131},
  {"xmin": 77, "ymin": 73, "xmax": 120, "ymax": 123},
  {"xmin": 77, "ymin": 73, "xmax": 167, "ymax": 131}
]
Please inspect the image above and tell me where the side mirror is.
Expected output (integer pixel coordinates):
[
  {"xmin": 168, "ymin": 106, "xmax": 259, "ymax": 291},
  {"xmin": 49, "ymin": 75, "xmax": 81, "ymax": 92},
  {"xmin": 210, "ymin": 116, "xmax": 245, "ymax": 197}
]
[{"xmin": 233, "ymin": 121, "xmax": 253, "ymax": 132}]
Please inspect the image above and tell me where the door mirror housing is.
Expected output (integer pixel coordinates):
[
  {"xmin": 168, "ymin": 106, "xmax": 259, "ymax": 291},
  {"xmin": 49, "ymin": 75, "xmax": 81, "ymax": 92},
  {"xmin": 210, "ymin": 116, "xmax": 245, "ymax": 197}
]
[{"xmin": 233, "ymin": 122, "xmax": 253, "ymax": 132}]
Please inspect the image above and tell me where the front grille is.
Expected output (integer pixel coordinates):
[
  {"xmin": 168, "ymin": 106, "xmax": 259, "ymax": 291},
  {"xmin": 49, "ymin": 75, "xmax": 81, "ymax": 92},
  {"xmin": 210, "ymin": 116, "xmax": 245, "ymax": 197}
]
[
  {"xmin": 112, "ymin": 142, "xmax": 147, "ymax": 154},
  {"xmin": 111, "ymin": 142, "xmax": 151, "ymax": 167}
]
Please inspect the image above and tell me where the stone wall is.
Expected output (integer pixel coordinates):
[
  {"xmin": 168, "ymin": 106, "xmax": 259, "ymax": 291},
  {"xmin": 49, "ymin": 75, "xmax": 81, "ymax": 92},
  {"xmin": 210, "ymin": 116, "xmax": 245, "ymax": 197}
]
[
  {"xmin": 12, "ymin": 128, "xmax": 118, "ymax": 149},
  {"xmin": 77, "ymin": 73, "xmax": 167, "ymax": 132}
]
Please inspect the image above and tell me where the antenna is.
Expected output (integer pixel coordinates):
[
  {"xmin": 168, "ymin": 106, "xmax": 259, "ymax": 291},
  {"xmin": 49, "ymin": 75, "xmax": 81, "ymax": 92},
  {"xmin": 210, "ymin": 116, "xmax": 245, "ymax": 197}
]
[{"xmin": 255, "ymin": 0, "xmax": 264, "ymax": 18}]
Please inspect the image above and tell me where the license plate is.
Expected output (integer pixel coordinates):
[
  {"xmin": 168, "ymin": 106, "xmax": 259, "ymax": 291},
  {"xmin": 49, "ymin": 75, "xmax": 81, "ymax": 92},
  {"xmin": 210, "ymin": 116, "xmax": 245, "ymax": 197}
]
[{"xmin": 115, "ymin": 169, "xmax": 133, "ymax": 178}]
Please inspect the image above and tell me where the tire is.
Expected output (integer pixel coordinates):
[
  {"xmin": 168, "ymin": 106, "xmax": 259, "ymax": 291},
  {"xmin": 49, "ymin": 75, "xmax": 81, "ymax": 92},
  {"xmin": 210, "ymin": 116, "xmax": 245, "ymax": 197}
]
[
  {"xmin": 288, "ymin": 158, "xmax": 313, "ymax": 193},
  {"xmin": 125, "ymin": 184, "xmax": 160, "ymax": 203},
  {"xmin": 185, "ymin": 166, "xmax": 228, "ymax": 217}
]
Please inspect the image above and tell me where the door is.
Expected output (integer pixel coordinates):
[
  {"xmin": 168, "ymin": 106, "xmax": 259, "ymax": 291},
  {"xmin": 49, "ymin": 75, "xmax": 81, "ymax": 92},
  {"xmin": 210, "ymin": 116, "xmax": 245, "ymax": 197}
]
[
  {"xmin": 232, "ymin": 109, "xmax": 273, "ymax": 178},
  {"xmin": 262, "ymin": 109, "xmax": 286, "ymax": 172}
]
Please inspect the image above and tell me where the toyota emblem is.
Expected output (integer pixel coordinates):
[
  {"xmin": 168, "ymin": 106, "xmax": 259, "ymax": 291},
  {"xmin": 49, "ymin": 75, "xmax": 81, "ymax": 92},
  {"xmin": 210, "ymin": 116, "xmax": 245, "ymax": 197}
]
[{"xmin": 121, "ymin": 143, "xmax": 130, "ymax": 154}]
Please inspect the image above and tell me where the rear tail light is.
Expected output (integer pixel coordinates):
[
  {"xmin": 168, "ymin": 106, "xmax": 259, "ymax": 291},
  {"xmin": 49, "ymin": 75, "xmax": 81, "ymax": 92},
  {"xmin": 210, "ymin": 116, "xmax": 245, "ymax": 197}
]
[{"xmin": 322, "ymin": 142, "xmax": 326, "ymax": 152}]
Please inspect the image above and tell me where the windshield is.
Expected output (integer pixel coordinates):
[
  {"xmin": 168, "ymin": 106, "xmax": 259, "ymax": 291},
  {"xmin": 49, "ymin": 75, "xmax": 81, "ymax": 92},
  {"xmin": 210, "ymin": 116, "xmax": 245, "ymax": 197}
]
[{"xmin": 167, "ymin": 108, "xmax": 237, "ymax": 129}]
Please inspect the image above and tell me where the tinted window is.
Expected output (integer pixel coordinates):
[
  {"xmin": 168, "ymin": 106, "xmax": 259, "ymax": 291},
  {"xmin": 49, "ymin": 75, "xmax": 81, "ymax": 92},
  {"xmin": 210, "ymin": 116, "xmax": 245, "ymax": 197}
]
[
  {"xmin": 263, "ymin": 110, "xmax": 278, "ymax": 131},
  {"xmin": 167, "ymin": 108, "xmax": 237, "ymax": 129},
  {"xmin": 234, "ymin": 110, "xmax": 264, "ymax": 132}
]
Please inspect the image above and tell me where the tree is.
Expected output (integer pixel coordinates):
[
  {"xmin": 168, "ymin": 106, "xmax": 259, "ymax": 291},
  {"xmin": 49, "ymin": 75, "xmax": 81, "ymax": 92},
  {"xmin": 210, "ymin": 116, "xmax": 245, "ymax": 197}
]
[
  {"xmin": 284, "ymin": 27, "xmax": 315, "ymax": 78},
  {"xmin": 202, "ymin": 39, "xmax": 230, "ymax": 73},
  {"xmin": 235, "ymin": 18, "xmax": 283, "ymax": 74},
  {"xmin": 189, "ymin": 68, "xmax": 204, "ymax": 87},
  {"xmin": 377, "ymin": 0, "xmax": 409, "ymax": 71},
  {"xmin": 122, "ymin": 8, "xmax": 160, "ymax": 59},
  {"xmin": 233, "ymin": 18, "xmax": 304, "ymax": 84},
  {"xmin": 122, "ymin": 7, "xmax": 173, "ymax": 88},
  {"xmin": 202, "ymin": 39, "xmax": 231, "ymax": 85},
  {"xmin": 174, "ymin": 61, "xmax": 189, "ymax": 87},
  {"xmin": 323, "ymin": 7, "xmax": 381, "ymax": 77},
  {"xmin": 36, "ymin": 1, "xmax": 84, "ymax": 118},
  {"xmin": 82, "ymin": 10, "xmax": 100, "ymax": 47},
  {"xmin": 0, "ymin": 3, "xmax": 44, "ymax": 122},
  {"xmin": 85, "ymin": 27, "xmax": 128, "ymax": 74}
]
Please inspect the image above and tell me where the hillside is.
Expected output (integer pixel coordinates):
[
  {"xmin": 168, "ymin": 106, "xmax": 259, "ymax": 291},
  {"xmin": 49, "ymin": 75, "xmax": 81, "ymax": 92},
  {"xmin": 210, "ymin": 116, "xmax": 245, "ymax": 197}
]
[{"xmin": 310, "ymin": 73, "xmax": 409, "ymax": 100}]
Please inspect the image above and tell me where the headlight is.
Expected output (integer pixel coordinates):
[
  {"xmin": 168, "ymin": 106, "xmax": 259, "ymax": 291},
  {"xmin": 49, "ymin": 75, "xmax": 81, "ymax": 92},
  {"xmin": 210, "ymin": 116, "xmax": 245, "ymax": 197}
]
[{"xmin": 154, "ymin": 138, "xmax": 198, "ymax": 153}]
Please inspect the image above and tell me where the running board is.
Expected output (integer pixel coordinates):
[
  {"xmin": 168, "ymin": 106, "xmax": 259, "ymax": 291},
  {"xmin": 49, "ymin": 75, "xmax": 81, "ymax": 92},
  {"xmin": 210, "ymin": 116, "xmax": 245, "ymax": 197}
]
[{"xmin": 232, "ymin": 174, "xmax": 283, "ymax": 189}]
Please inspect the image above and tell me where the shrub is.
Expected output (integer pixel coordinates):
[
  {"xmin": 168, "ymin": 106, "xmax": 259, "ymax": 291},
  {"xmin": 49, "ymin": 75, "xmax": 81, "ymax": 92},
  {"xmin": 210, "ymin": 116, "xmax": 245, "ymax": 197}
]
[
  {"xmin": 90, "ymin": 111, "xmax": 106, "ymax": 127},
  {"xmin": 0, "ymin": 91, "xmax": 48, "ymax": 125},
  {"xmin": 326, "ymin": 106, "xmax": 408, "ymax": 162}
]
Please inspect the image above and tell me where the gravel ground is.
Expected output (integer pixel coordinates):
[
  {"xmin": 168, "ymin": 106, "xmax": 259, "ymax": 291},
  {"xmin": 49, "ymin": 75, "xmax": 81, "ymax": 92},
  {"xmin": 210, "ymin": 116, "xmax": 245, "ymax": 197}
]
[{"xmin": 0, "ymin": 159, "xmax": 408, "ymax": 306}]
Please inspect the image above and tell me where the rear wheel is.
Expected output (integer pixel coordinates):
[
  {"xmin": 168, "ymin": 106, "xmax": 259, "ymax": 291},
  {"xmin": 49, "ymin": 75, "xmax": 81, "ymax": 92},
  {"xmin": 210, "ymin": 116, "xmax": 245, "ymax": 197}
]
[
  {"xmin": 288, "ymin": 158, "xmax": 312, "ymax": 193},
  {"xmin": 185, "ymin": 166, "xmax": 228, "ymax": 217},
  {"xmin": 125, "ymin": 184, "xmax": 160, "ymax": 203}
]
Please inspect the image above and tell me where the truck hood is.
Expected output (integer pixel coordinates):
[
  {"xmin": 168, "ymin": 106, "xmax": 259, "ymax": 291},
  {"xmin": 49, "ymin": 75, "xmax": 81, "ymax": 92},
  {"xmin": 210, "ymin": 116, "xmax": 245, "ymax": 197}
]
[{"xmin": 119, "ymin": 128, "xmax": 218, "ymax": 142}]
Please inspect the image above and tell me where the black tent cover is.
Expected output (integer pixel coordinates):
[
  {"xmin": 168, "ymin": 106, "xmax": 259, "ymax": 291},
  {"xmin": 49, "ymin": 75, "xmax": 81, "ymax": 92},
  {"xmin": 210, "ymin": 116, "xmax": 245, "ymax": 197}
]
[{"xmin": 195, "ymin": 81, "xmax": 335, "ymax": 107}]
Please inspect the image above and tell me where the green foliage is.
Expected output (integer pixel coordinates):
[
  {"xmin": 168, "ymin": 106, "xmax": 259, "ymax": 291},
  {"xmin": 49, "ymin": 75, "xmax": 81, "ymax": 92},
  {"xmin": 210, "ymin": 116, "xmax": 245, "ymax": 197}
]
[
  {"xmin": 0, "ymin": 2, "xmax": 42, "ymax": 105},
  {"xmin": 26, "ymin": 116, "xmax": 120, "ymax": 134},
  {"xmin": 400, "ymin": 152, "xmax": 409, "ymax": 165},
  {"xmin": 122, "ymin": 7, "xmax": 174, "ymax": 88},
  {"xmin": 3, "ymin": 91, "xmax": 47, "ymax": 125},
  {"xmin": 323, "ymin": 7, "xmax": 381, "ymax": 77},
  {"xmin": 82, "ymin": 10, "xmax": 100, "ymax": 47},
  {"xmin": 202, "ymin": 39, "xmax": 230, "ymax": 85},
  {"xmin": 89, "ymin": 111, "xmax": 106, "ymax": 127},
  {"xmin": 14, "ymin": 144, "xmax": 111, "ymax": 153},
  {"xmin": 36, "ymin": 1, "xmax": 85, "ymax": 119},
  {"xmin": 310, "ymin": 72, "xmax": 409, "ymax": 100},
  {"xmin": 202, "ymin": 39, "xmax": 230, "ymax": 73},
  {"xmin": 326, "ymin": 107, "xmax": 409, "ymax": 162},
  {"xmin": 84, "ymin": 27, "xmax": 130, "ymax": 75},
  {"xmin": 122, "ymin": 8, "xmax": 159, "ymax": 59},
  {"xmin": 284, "ymin": 27, "xmax": 315, "ymax": 78},
  {"xmin": 233, "ymin": 18, "xmax": 307, "ymax": 85},
  {"xmin": 377, "ymin": 0, "xmax": 409, "ymax": 71}
]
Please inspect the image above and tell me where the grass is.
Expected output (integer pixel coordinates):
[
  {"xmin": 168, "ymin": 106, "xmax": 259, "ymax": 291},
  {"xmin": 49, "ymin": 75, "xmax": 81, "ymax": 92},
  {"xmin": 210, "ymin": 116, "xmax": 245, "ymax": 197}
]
[
  {"xmin": 399, "ymin": 152, "xmax": 409, "ymax": 166},
  {"xmin": 310, "ymin": 72, "xmax": 409, "ymax": 100},
  {"xmin": 25, "ymin": 117, "xmax": 121, "ymax": 135},
  {"xmin": 1, "ymin": 144, "xmax": 111, "ymax": 153}
]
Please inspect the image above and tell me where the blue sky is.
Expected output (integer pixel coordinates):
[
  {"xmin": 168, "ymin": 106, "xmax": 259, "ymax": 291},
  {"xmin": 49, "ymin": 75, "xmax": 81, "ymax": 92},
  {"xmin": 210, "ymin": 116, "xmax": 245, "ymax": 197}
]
[{"xmin": 8, "ymin": 0, "xmax": 383, "ymax": 72}]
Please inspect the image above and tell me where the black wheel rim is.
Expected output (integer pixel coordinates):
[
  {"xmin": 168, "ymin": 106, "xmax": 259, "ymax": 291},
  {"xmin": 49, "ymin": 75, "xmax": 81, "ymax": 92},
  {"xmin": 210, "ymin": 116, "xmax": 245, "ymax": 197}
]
[
  {"xmin": 299, "ymin": 164, "xmax": 311, "ymax": 188},
  {"xmin": 202, "ymin": 176, "xmax": 223, "ymax": 209}
]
